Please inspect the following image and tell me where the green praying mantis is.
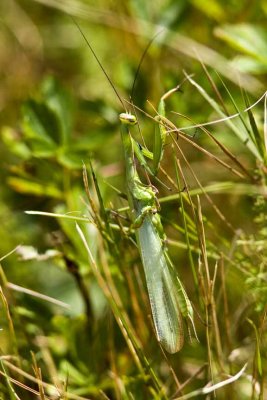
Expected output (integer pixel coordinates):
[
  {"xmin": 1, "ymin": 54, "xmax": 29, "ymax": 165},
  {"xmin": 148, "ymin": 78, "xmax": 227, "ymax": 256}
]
[
  {"xmin": 74, "ymin": 21, "xmax": 198, "ymax": 353},
  {"xmin": 120, "ymin": 112, "xmax": 197, "ymax": 353}
]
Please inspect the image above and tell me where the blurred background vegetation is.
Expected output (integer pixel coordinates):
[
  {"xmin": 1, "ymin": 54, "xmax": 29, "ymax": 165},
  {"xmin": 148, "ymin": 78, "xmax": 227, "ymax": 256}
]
[{"xmin": 0, "ymin": 0, "xmax": 266, "ymax": 399}]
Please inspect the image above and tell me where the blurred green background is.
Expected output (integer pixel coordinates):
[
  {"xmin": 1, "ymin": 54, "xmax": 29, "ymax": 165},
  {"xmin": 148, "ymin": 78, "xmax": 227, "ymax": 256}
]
[{"xmin": 0, "ymin": 0, "xmax": 266, "ymax": 399}]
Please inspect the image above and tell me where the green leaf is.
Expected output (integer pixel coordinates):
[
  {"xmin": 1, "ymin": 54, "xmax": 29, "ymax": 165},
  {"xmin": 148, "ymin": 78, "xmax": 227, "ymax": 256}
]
[
  {"xmin": 215, "ymin": 24, "xmax": 267, "ymax": 65},
  {"xmin": 57, "ymin": 149, "xmax": 89, "ymax": 169},
  {"xmin": 21, "ymin": 77, "xmax": 74, "ymax": 158},
  {"xmin": 7, "ymin": 177, "xmax": 63, "ymax": 198},
  {"xmin": 41, "ymin": 77, "xmax": 73, "ymax": 144},
  {"xmin": 231, "ymin": 56, "xmax": 267, "ymax": 74},
  {"xmin": 191, "ymin": 0, "xmax": 226, "ymax": 21},
  {"xmin": 22, "ymin": 99, "xmax": 59, "ymax": 149},
  {"xmin": 1, "ymin": 127, "xmax": 31, "ymax": 160}
]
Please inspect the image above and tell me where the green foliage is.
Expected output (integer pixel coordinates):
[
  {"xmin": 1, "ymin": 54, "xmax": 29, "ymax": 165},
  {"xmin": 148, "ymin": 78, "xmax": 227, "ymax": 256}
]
[
  {"xmin": 18, "ymin": 76, "xmax": 91, "ymax": 167},
  {"xmin": 215, "ymin": 24, "xmax": 267, "ymax": 74},
  {"xmin": 0, "ymin": 0, "xmax": 266, "ymax": 399}
]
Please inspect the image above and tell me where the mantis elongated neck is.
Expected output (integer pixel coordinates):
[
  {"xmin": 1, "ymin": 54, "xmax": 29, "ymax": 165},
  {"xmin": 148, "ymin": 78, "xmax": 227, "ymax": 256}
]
[
  {"xmin": 120, "ymin": 123, "xmax": 136, "ymax": 184},
  {"xmin": 119, "ymin": 113, "xmax": 138, "ymax": 187}
]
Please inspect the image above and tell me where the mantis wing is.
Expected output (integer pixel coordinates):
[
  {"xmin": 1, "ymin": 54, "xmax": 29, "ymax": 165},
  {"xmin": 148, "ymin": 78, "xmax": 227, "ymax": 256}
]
[{"xmin": 136, "ymin": 212, "xmax": 184, "ymax": 354}]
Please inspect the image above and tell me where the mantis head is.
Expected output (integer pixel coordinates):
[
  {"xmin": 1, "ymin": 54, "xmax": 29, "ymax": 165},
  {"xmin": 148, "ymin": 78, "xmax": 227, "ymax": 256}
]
[{"xmin": 119, "ymin": 113, "xmax": 137, "ymax": 126}]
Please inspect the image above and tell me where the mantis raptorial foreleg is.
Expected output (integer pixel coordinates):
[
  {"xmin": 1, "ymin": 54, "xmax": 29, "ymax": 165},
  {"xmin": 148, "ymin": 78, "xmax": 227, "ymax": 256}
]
[
  {"xmin": 133, "ymin": 83, "xmax": 186, "ymax": 178},
  {"xmin": 153, "ymin": 86, "xmax": 180, "ymax": 174},
  {"xmin": 131, "ymin": 205, "xmax": 157, "ymax": 229}
]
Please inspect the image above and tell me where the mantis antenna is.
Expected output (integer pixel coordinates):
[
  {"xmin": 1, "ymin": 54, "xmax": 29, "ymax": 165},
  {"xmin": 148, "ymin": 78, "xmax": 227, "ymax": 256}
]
[
  {"xmin": 130, "ymin": 28, "xmax": 165, "ymax": 103},
  {"xmin": 72, "ymin": 17, "xmax": 164, "ymax": 114},
  {"xmin": 72, "ymin": 17, "xmax": 126, "ymax": 111}
]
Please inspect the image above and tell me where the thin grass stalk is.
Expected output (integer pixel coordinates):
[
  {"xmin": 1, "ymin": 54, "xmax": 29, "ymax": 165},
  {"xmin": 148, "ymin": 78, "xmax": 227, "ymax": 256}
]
[
  {"xmin": 171, "ymin": 135, "xmax": 235, "ymax": 232},
  {"xmin": 174, "ymin": 156, "xmax": 198, "ymax": 288},
  {"xmin": 196, "ymin": 196, "xmax": 215, "ymax": 396},
  {"xmin": 210, "ymin": 262, "xmax": 224, "ymax": 371},
  {"xmin": 31, "ymin": 352, "xmax": 46, "ymax": 400}
]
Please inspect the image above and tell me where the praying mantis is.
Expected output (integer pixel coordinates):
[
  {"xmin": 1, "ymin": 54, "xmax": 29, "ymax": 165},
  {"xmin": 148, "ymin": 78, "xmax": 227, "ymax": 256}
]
[
  {"xmin": 74, "ymin": 21, "xmax": 197, "ymax": 353},
  {"xmin": 120, "ymin": 112, "xmax": 197, "ymax": 353}
]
